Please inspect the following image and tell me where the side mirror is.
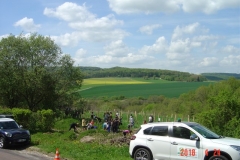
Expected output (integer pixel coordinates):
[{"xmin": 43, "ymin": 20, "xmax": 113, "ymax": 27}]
[
  {"xmin": 19, "ymin": 125, "xmax": 23, "ymax": 128},
  {"xmin": 190, "ymin": 134, "xmax": 199, "ymax": 141}
]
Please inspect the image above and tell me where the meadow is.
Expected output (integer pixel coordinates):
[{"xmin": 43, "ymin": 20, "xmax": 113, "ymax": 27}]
[{"xmin": 80, "ymin": 78, "xmax": 214, "ymax": 98}]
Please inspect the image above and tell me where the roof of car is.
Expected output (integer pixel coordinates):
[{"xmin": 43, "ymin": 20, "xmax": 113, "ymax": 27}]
[
  {"xmin": 141, "ymin": 121, "xmax": 199, "ymax": 127},
  {"xmin": 0, "ymin": 118, "xmax": 15, "ymax": 122}
]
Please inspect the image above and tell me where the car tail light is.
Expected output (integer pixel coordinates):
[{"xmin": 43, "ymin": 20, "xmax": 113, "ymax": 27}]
[{"xmin": 130, "ymin": 135, "xmax": 136, "ymax": 140}]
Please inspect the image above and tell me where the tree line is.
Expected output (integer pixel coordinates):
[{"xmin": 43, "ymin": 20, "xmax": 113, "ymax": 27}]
[{"xmin": 80, "ymin": 66, "xmax": 207, "ymax": 82}]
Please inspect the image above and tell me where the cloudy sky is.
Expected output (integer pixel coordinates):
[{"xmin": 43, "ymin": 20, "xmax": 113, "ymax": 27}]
[{"xmin": 0, "ymin": 0, "xmax": 240, "ymax": 74}]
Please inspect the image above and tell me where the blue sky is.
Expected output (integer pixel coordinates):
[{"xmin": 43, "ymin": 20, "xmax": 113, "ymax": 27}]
[{"xmin": 0, "ymin": 0, "xmax": 240, "ymax": 74}]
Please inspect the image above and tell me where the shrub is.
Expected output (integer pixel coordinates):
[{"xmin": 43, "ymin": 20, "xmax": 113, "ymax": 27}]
[
  {"xmin": 0, "ymin": 107, "xmax": 12, "ymax": 114},
  {"xmin": 11, "ymin": 108, "xmax": 31, "ymax": 128},
  {"xmin": 36, "ymin": 109, "xmax": 55, "ymax": 132}
]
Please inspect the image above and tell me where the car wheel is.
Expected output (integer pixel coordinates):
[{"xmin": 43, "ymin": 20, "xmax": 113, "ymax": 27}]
[
  {"xmin": 0, "ymin": 137, "xmax": 6, "ymax": 149},
  {"xmin": 209, "ymin": 155, "xmax": 228, "ymax": 160},
  {"xmin": 134, "ymin": 148, "xmax": 152, "ymax": 160}
]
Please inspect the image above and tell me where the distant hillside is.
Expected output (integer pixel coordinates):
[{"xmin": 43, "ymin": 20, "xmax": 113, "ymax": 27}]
[
  {"xmin": 201, "ymin": 73, "xmax": 240, "ymax": 81},
  {"xmin": 79, "ymin": 66, "xmax": 207, "ymax": 82}
]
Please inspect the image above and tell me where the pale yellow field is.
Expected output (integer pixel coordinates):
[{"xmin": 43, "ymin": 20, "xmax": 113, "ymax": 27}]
[{"xmin": 83, "ymin": 78, "xmax": 150, "ymax": 85}]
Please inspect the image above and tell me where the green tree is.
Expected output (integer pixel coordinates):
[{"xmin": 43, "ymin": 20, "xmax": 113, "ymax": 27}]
[{"xmin": 0, "ymin": 33, "xmax": 83, "ymax": 111}]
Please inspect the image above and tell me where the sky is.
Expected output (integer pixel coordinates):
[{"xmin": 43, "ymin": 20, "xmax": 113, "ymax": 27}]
[{"xmin": 0, "ymin": 0, "xmax": 240, "ymax": 74}]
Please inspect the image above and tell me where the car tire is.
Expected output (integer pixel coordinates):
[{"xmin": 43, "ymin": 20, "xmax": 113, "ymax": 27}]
[
  {"xmin": 0, "ymin": 137, "xmax": 6, "ymax": 149},
  {"xmin": 134, "ymin": 148, "xmax": 152, "ymax": 160},
  {"xmin": 209, "ymin": 155, "xmax": 228, "ymax": 160}
]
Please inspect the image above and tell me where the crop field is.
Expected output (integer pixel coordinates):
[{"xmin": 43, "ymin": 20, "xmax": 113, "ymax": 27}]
[{"xmin": 79, "ymin": 78, "xmax": 214, "ymax": 98}]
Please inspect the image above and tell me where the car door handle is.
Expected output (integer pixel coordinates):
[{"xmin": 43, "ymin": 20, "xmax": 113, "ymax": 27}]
[
  {"xmin": 147, "ymin": 138, "xmax": 154, "ymax": 141},
  {"xmin": 171, "ymin": 142, "xmax": 178, "ymax": 145}
]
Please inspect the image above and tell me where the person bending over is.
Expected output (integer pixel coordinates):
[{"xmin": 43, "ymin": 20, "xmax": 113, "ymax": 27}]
[{"xmin": 69, "ymin": 122, "xmax": 79, "ymax": 132}]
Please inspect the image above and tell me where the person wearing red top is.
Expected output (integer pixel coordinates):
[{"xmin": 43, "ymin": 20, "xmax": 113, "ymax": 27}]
[{"xmin": 90, "ymin": 119, "xmax": 94, "ymax": 125}]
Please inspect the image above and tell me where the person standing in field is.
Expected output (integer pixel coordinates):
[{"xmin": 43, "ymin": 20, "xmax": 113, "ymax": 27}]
[
  {"xmin": 91, "ymin": 111, "xmax": 95, "ymax": 119},
  {"xmin": 107, "ymin": 119, "xmax": 112, "ymax": 132},
  {"xmin": 148, "ymin": 115, "xmax": 153, "ymax": 123},
  {"xmin": 129, "ymin": 115, "xmax": 134, "ymax": 128},
  {"xmin": 82, "ymin": 118, "xmax": 87, "ymax": 130},
  {"xmin": 112, "ymin": 118, "xmax": 119, "ymax": 133},
  {"xmin": 148, "ymin": 115, "xmax": 154, "ymax": 123}
]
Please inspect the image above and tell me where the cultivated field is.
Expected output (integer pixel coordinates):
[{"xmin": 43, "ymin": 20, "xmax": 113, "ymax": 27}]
[{"xmin": 79, "ymin": 78, "xmax": 214, "ymax": 98}]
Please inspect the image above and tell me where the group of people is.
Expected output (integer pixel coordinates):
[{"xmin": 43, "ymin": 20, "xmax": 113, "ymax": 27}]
[
  {"xmin": 102, "ymin": 112, "xmax": 122, "ymax": 133},
  {"xmin": 69, "ymin": 117, "xmax": 97, "ymax": 132},
  {"xmin": 69, "ymin": 111, "xmax": 134, "ymax": 137}
]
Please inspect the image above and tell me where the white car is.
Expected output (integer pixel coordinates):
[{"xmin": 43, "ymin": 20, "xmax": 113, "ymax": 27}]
[{"xmin": 129, "ymin": 122, "xmax": 240, "ymax": 160}]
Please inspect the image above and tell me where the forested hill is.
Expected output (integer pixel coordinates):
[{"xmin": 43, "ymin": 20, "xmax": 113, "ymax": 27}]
[
  {"xmin": 79, "ymin": 66, "xmax": 207, "ymax": 82},
  {"xmin": 201, "ymin": 73, "xmax": 240, "ymax": 81}
]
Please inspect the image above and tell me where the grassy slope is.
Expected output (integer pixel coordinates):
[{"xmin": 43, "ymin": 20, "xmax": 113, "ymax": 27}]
[{"xmin": 32, "ymin": 116, "xmax": 133, "ymax": 160}]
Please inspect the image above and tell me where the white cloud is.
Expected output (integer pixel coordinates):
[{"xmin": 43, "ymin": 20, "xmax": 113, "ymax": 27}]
[
  {"xmin": 104, "ymin": 40, "xmax": 130, "ymax": 57},
  {"xmin": 74, "ymin": 53, "xmax": 152, "ymax": 67},
  {"xmin": 192, "ymin": 35, "xmax": 219, "ymax": 41},
  {"xmin": 199, "ymin": 57, "xmax": 218, "ymax": 67},
  {"xmin": 167, "ymin": 39, "xmax": 191, "ymax": 60},
  {"xmin": 108, "ymin": 0, "xmax": 240, "ymax": 14},
  {"xmin": 181, "ymin": 0, "xmax": 240, "ymax": 14},
  {"xmin": 75, "ymin": 48, "xmax": 87, "ymax": 58},
  {"xmin": 44, "ymin": 2, "xmax": 123, "ymax": 30},
  {"xmin": 221, "ymin": 45, "xmax": 240, "ymax": 54},
  {"xmin": 51, "ymin": 29, "xmax": 129, "ymax": 48},
  {"xmin": 50, "ymin": 32, "xmax": 81, "ymax": 47},
  {"xmin": 69, "ymin": 14, "xmax": 123, "ymax": 30},
  {"xmin": 172, "ymin": 22, "xmax": 200, "ymax": 40},
  {"xmin": 139, "ymin": 24, "xmax": 161, "ymax": 35},
  {"xmin": 107, "ymin": 0, "xmax": 180, "ymax": 14},
  {"xmin": 140, "ymin": 37, "xmax": 168, "ymax": 54},
  {"xmin": 44, "ymin": 2, "xmax": 94, "ymax": 22},
  {"xmin": 43, "ymin": 2, "xmax": 128, "ymax": 46},
  {"xmin": 78, "ymin": 29, "xmax": 129, "ymax": 42},
  {"xmin": 220, "ymin": 55, "xmax": 240, "ymax": 66},
  {"xmin": 14, "ymin": 17, "xmax": 41, "ymax": 32}
]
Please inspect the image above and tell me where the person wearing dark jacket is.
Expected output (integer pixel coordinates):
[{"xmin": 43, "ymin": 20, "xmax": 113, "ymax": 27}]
[{"xmin": 69, "ymin": 123, "xmax": 79, "ymax": 132}]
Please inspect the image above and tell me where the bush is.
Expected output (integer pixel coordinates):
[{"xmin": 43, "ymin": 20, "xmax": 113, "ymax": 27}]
[
  {"xmin": 36, "ymin": 109, "xmax": 55, "ymax": 132},
  {"xmin": 224, "ymin": 117, "xmax": 240, "ymax": 138},
  {"xmin": 11, "ymin": 108, "xmax": 31, "ymax": 128},
  {"xmin": 0, "ymin": 107, "xmax": 12, "ymax": 114}
]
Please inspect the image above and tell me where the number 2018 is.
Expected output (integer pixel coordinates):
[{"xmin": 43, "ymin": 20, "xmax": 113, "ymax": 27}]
[{"xmin": 180, "ymin": 148, "xmax": 196, "ymax": 156}]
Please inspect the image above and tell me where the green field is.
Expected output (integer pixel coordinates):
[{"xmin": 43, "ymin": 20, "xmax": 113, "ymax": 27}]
[{"xmin": 79, "ymin": 78, "xmax": 214, "ymax": 98}]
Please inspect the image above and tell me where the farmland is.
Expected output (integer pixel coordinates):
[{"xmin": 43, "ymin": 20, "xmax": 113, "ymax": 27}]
[{"xmin": 79, "ymin": 78, "xmax": 214, "ymax": 98}]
